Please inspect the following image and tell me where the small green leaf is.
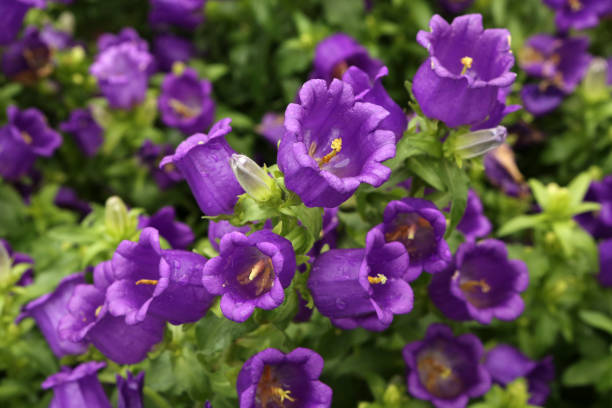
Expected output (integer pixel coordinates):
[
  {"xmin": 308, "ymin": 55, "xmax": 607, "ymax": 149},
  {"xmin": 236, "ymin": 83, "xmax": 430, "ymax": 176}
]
[
  {"xmin": 406, "ymin": 156, "xmax": 445, "ymax": 191},
  {"xmin": 567, "ymin": 172, "xmax": 592, "ymax": 206},
  {"xmin": 439, "ymin": 159, "xmax": 469, "ymax": 236},
  {"xmin": 498, "ymin": 214, "xmax": 547, "ymax": 236},
  {"xmin": 579, "ymin": 310, "xmax": 612, "ymax": 335}
]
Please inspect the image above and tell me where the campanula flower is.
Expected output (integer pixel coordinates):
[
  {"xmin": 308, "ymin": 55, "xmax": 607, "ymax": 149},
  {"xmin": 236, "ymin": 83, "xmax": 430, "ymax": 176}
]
[
  {"xmin": 117, "ymin": 371, "xmax": 145, "ymax": 408},
  {"xmin": 575, "ymin": 175, "xmax": 612, "ymax": 239},
  {"xmin": 138, "ymin": 206, "xmax": 195, "ymax": 250},
  {"xmin": 0, "ymin": 0, "xmax": 44, "ymax": 46},
  {"xmin": 60, "ymin": 108, "xmax": 104, "ymax": 157},
  {"xmin": 1, "ymin": 27, "xmax": 53, "ymax": 84},
  {"xmin": 54, "ymin": 187, "xmax": 92, "ymax": 217},
  {"xmin": 542, "ymin": 0, "xmax": 610, "ymax": 31},
  {"xmin": 456, "ymin": 190, "xmax": 492, "ymax": 241},
  {"xmin": 598, "ymin": 239, "xmax": 612, "ymax": 287},
  {"xmin": 149, "ymin": 0, "xmax": 206, "ymax": 30},
  {"xmin": 42, "ymin": 362, "xmax": 111, "ymax": 408}
]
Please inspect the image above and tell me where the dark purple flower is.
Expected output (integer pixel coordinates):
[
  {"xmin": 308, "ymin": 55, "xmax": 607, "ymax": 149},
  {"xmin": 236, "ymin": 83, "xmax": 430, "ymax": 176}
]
[
  {"xmin": 237, "ymin": 348, "xmax": 332, "ymax": 407},
  {"xmin": 0, "ymin": 238, "xmax": 34, "ymax": 286},
  {"xmin": 159, "ymin": 67, "xmax": 215, "ymax": 135},
  {"xmin": 54, "ymin": 187, "xmax": 92, "ymax": 216},
  {"xmin": 138, "ymin": 206, "xmax": 195, "ymax": 250},
  {"xmin": 149, "ymin": 0, "xmax": 206, "ymax": 30},
  {"xmin": 256, "ymin": 112, "xmax": 285, "ymax": 145},
  {"xmin": 138, "ymin": 140, "xmax": 183, "ymax": 190},
  {"xmin": 1, "ymin": 27, "xmax": 53, "ymax": 84},
  {"xmin": 310, "ymin": 207, "xmax": 340, "ymax": 257},
  {"xmin": 575, "ymin": 176, "xmax": 612, "ymax": 239},
  {"xmin": 598, "ymin": 239, "xmax": 612, "ymax": 287},
  {"xmin": 520, "ymin": 84, "xmax": 566, "ymax": 116},
  {"xmin": 484, "ymin": 144, "xmax": 530, "ymax": 197},
  {"xmin": 60, "ymin": 108, "xmax": 103, "ymax": 157},
  {"xmin": 0, "ymin": 106, "xmax": 62, "ymax": 181},
  {"xmin": 278, "ymin": 79, "xmax": 396, "ymax": 208},
  {"xmin": 202, "ymin": 230, "xmax": 296, "ymax": 323},
  {"xmin": 97, "ymin": 28, "xmax": 148, "ymax": 53},
  {"xmin": 413, "ymin": 14, "xmax": 516, "ymax": 129},
  {"xmin": 208, "ymin": 220, "xmax": 251, "ymax": 252},
  {"xmin": 160, "ymin": 118, "xmax": 244, "ymax": 216},
  {"xmin": 342, "ymin": 66, "xmax": 408, "ymax": 141},
  {"xmin": 378, "ymin": 198, "xmax": 451, "ymax": 278},
  {"xmin": 439, "ymin": 0, "xmax": 474, "ymax": 13},
  {"xmin": 0, "ymin": 0, "xmax": 44, "ymax": 46},
  {"xmin": 312, "ymin": 33, "xmax": 383, "ymax": 83},
  {"xmin": 42, "ymin": 362, "xmax": 111, "ymax": 408},
  {"xmin": 106, "ymin": 228, "xmax": 213, "ymax": 325},
  {"xmin": 117, "ymin": 371, "xmax": 145, "ymax": 408},
  {"xmin": 429, "ymin": 239, "xmax": 528, "ymax": 324},
  {"xmin": 153, "ymin": 34, "xmax": 196, "ymax": 72},
  {"xmin": 293, "ymin": 291, "xmax": 313, "ymax": 323},
  {"xmin": 484, "ymin": 344, "xmax": 554, "ymax": 406},
  {"xmin": 58, "ymin": 262, "xmax": 165, "ymax": 365},
  {"xmin": 542, "ymin": 0, "xmax": 610, "ymax": 31},
  {"xmin": 457, "ymin": 190, "xmax": 491, "ymax": 241},
  {"xmin": 40, "ymin": 25, "xmax": 74, "ymax": 50},
  {"xmin": 16, "ymin": 273, "xmax": 89, "ymax": 357},
  {"xmin": 402, "ymin": 323, "xmax": 491, "ymax": 408},
  {"xmin": 90, "ymin": 42, "xmax": 153, "ymax": 110},
  {"xmin": 309, "ymin": 225, "xmax": 413, "ymax": 331}
]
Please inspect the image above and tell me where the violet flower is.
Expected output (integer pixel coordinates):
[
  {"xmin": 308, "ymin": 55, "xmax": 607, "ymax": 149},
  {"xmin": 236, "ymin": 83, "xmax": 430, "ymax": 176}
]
[
  {"xmin": 1, "ymin": 27, "xmax": 53, "ymax": 84},
  {"xmin": 457, "ymin": 190, "xmax": 491, "ymax": 241},
  {"xmin": 42, "ymin": 362, "xmax": 111, "ymax": 408},
  {"xmin": 413, "ymin": 14, "xmax": 517, "ymax": 129},
  {"xmin": 402, "ymin": 323, "xmax": 491, "ymax": 408},
  {"xmin": 484, "ymin": 144, "xmax": 530, "ymax": 197},
  {"xmin": 153, "ymin": 34, "xmax": 195, "ymax": 72},
  {"xmin": 0, "ymin": 0, "xmax": 44, "ymax": 46},
  {"xmin": 309, "ymin": 225, "xmax": 413, "ymax": 331},
  {"xmin": 256, "ymin": 112, "xmax": 285, "ymax": 145},
  {"xmin": 278, "ymin": 79, "xmax": 396, "ymax": 208},
  {"xmin": 439, "ymin": 0, "xmax": 474, "ymax": 13},
  {"xmin": 0, "ymin": 238, "xmax": 34, "ymax": 286},
  {"xmin": 237, "ymin": 348, "xmax": 333, "ymax": 408},
  {"xmin": 138, "ymin": 140, "xmax": 183, "ymax": 190},
  {"xmin": 598, "ymin": 239, "xmax": 612, "ymax": 287},
  {"xmin": 542, "ymin": 0, "xmax": 610, "ymax": 31},
  {"xmin": 138, "ymin": 206, "xmax": 195, "ymax": 250},
  {"xmin": 54, "ymin": 187, "xmax": 92, "ymax": 217},
  {"xmin": 149, "ymin": 0, "xmax": 206, "ymax": 30},
  {"xmin": 16, "ymin": 273, "xmax": 89, "ymax": 357},
  {"xmin": 117, "ymin": 371, "xmax": 145, "ymax": 408},
  {"xmin": 201, "ymin": 230, "xmax": 296, "ymax": 323},
  {"xmin": 97, "ymin": 27, "xmax": 148, "ymax": 52},
  {"xmin": 106, "ymin": 228, "xmax": 213, "ymax": 325},
  {"xmin": 40, "ymin": 25, "xmax": 74, "ymax": 50},
  {"xmin": 159, "ymin": 67, "xmax": 215, "ymax": 135},
  {"xmin": 60, "ymin": 108, "xmax": 103, "ymax": 157},
  {"xmin": 377, "ymin": 198, "xmax": 451, "ymax": 278},
  {"xmin": 575, "ymin": 176, "xmax": 612, "ymax": 239},
  {"xmin": 484, "ymin": 344, "xmax": 554, "ymax": 406},
  {"xmin": 160, "ymin": 118, "xmax": 244, "ymax": 216},
  {"xmin": 429, "ymin": 239, "xmax": 529, "ymax": 324},
  {"xmin": 208, "ymin": 220, "xmax": 251, "ymax": 252}
]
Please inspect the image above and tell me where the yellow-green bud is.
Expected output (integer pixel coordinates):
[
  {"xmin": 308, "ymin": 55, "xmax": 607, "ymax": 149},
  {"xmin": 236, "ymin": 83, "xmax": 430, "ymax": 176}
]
[
  {"xmin": 230, "ymin": 154, "xmax": 275, "ymax": 202},
  {"xmin": 105, "ymin": 196, "xmax": 129, "ymax": 238}
]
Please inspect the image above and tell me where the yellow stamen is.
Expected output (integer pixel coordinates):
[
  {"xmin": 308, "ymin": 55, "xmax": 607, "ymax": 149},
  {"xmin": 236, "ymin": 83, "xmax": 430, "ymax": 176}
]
[
  {"xmin": 163, "ymin": 163, "xmax": 176, "ymax": 173},
  {"xmin": 385, "ymin": 223, "xmax": 418, "ymax": 242},
  {"xmin": 272, "ymin": 387, "xmax": 296, "ymax": 403},
  {"xmin": 568, "ymin": 0, "xmax": 582, "ymax": 11},
  {"xmin": 460, "ymin": 56, "xmax": 473, "ymax": 75},
  {"xmin": 237, "ymin": 258, "xmax": 275, "ymax": 296},
  {"xmin": 248, "ymin": 259, "xmax": 266, "ymax": 281},
  {"xmin": 21, "ymin": 131, "xmax": 32, "ymax": 144},
  {"xmin": 135, "ymin": 279, "xmax": 158, "ymax": 285},
  {"xmin": 318, "ymin": 138, "xmax": 342, "ymax": 166},
  {"xmin": 368, "ymin": 274, "xmax": 388, "ymax": 285},
  {"xmin": 95, "ymin": 305, "xmax": 102, "ymax": 317},
  {"xmin": 169, "ymin": 99, "xmax": 200, "ymax": 119},
  {"xmin": 460, "ymin": 279, "xmax": 491, "ymax": 293},
  {"xmin": 507, "ymin": 35, "xmax": 512, "ymax": 48}
]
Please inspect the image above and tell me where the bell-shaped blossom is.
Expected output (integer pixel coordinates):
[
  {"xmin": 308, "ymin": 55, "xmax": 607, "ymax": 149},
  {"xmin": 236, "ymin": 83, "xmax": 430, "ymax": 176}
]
[
  {"xmin": 256, "ymin": 112, "xmax": 285, "ymax": 145},
  {"xmin": 16, "ymin": 273, "xmax": 88, "ymax": 357},
  {"xmin": 278, "ymin": 79, "xmax": 396, "ymax": 208},
  {"xmin": 484, "ymin": 344, "xmax": 554, "ymax": 406},
  {"xmin": 429, "ymin": 239, "xmax": 529, "ymax": 324},
  {"xmin": 60, "ymin": 108, "xmax": 103, "ymax": 157},
  {"xmin": 575, "ymin": 175, "xmax": 612, "ymax": 239},
  {"xmin": 97, "ymin": 27, "xmax": 148, "ymax": 52},
  {"xmin": 598, "ymin": 239, "xmax": 612, "ymax": 287},
  {"xmin": 42, "ymin": 362, "xmax": 111, "ymax": 408},
  {"xmin": 117, "ymin": 371, "xmax": 145, "ymax": 408},
  {"xmin": 159, "ymin": 67, "xmax": 215, "ymax": 135},
  {"xmin": 1, "ymin": 27, "xmax": 53, "ymax": 84},
  {"xmin": 439, "ymin": 0, "xmax": 474, "ymax": 13},
  {"xmin": 402, "ymin": 323, "xmax": 491, "ymax": 408},
  {"xmin": 237, "ymin": 348, "xmax": 332, "ymax": 408},
  {"xmin": 484, "ymin": 143, "xmax": 530, "ymax": 197},
  {"xmin": 309, "ymin": 226, "xmax": 413, "ymax": 331},
  {"xmin": 54, "ymin": 187, "xmax": 92, "ymax": 217},
  {"xmin": 106, "ymin": 228, "xmax": 213, "ymax": 325},
  {"xmin": 202, "ymin": 230, "xmax": 296, "ymax": 323},
  {"xmin": 0, "ymin": 238, "xmax": 34, "ymax": 286},
  {"xmin": 457, "ymin": 190, "xmax": 492, "ymax": 241},
  {"xmin": 208, "ymin": 220, "xmax": 251, "ymax": 252},
  {"xmin": 153, "ymin": 34, "xmax": 195, "ymax": 72},
  {"xmin": 377, "ymin": 198, "xmax": 451, "ymax": 278},
  {"xmin": 138, "ymin": 140, "xmax": 183, "ymax": 190},
  {"xmin": 0, "ymin": 0, "xmax": 44, "ymax": 46},
  {"xmin": 413, "ymin": 14, "xmax": 517, "ymax": 129},
  {"xmin": 542, "ymin": 0, "xmax": 610, "ymax": 31},
  {"xmin": 138, "ymin": 206, "xmax": 195, "ymax": 250},
  {"xmin": 149, "ymin": 0, "xmax": 206, "ymax": 30},
  {"xmin": 160, "ymin": 118, "xmax": 244, "ymax": 215}
]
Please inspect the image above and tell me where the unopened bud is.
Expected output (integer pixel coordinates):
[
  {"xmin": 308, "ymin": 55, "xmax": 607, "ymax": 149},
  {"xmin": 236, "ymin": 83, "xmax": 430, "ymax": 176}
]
[
  {"xmin": 105, "ymin": 196, "xmax": 129, "ymax": 238},
  {"xmin": 454, "ymin": 126, "xmax": 507, "ymax": 159},
  {"xmin": 230, "ymin": 154, "xmax": 274, "ymax": 202},
  {"xmin": 0, "ymin": 244, "xmax": 11, "ymax": 282},
  {"xmin": 583, "ymin": 58, "xmax": 609, "ymax": 102}
]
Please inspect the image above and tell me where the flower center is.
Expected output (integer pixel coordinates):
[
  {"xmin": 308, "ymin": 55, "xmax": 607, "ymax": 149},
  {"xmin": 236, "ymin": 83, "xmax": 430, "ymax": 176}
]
[
  {"xmin": 315, "ymin": 138, "xmax": 343, "ymax": 168},
  {"xmin": 135, "ymin": 279, "xmax": 158, "ymax": 285},
  {"xmin": 237, "ymin": 257, "xmax": 275, "ymax": 296},
  {"xmin": 368, "ymin": 274, "xmax": 388, "ymax": 285},
  {"xmin": 332, "ymin": 61, "xmax": 349, "ymax": 79},
  {"xmin": 256, "ymin": 365, "xmax": 296, "ymax": 407},
  {"xmin": 169, "ymin": 98, "xmax": 200, "ymax": 119},
  {"xmin": 459, "ymin": 278, "xmax": 491, "ymax": 293},
  {"xmin": 21, "ymin": 131, "xmax": 33, "ymax": 145},
  {"xmin": 568, "ymin": 0, "xmax": 582, "ymax": 11},
  {"xmin": 94, "ymin": 305, "xmax": 102, "ymax": 317},
  {"xmin": 385, "ymin": 215, "xmax": 436, "ymax": 260},
  {"xmin": 417, "ymin": 355, "xmax": 456, "ymax": 397},
  {"xmin": 460, "ymin": 56, "xmax": 473, "ymax": 75}
]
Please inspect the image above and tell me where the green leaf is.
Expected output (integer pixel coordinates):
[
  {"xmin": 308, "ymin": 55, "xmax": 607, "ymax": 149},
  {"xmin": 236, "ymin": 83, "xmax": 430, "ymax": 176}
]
[
  {"xmin": 439, "ymin": 159, "xmax": 469, "ymax": 236},
  {"xmin": 498, "ymin": 214, "xmax": 547, "ymax": 236},
  {"xmin": 405, "ymin": 156, "xmax": 445, "ymax": 191},
  {"xmin": 579, "ymin": 310, "xmax": 612, "ymax": 335},
  {"xmin": 567, "ymin": 172, "xmax": 592, "ymax": 206},
  {"xmin": 562, "ymin": 357, "xmax": 612, "ymax": 386},
  {"xmin": 528, "ymin": 179, "xmax": 549, "ymax": 209}
]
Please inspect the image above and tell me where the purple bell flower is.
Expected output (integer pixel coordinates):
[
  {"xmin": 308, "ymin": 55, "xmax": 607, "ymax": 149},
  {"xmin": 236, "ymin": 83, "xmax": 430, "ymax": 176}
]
[
  {"xmin": 309, "ymin": 225, "xmax": 413, "ymax": 331},
  {"xmin": 138, "ymin": 140, "xmax": 183, "ymax": 190},
  {"xmin": 542, "ymin": 0, "xmax": 610, "ymax": 31},
  {"xmin": 106, "ymin": 228, "xmax": 213, "ymax": 325},
  {"xmin": 429, "ymin": 239, "xmax": 529, "ymax": 324},
  {"xmin": 60, "ymin": 108, "xmax": 103, "ymax": 157},
  {"xmin": 138, "ymin": 206, "xmax": 195, "ymax": 250},
  {"xmin": 40, "ymin": 25, "xmax": 74, "ymax": 50},
  {"xmin": 342, "ymin": 66, "xmax": 408, "ymax": 141},
  {"xmin": 16, "ymin": 273, "xmax": 89, "ymax": 358},
  {"xmin": 54, "ymin": 187, "xmax": 92, "ymax": 217},
  {"xmin": 598, "ymin": 239, "xmax": 612, "ymax": 287},
  {"xmin": 97, "ymin": 27, "xmax": 148, "ymax": 53},
  {"xmin": 153, "ymin": 34, "xmax": 196, "ymax": 72},
  {"xmin": 256, "ymin": 112, "xmax": 285, "ymax": 145},
  {"xmin": 0, "ymin": 0, "xmax": 44, "ymax": 46},
  {"xmin": 0, "ymin": 106, "xmax": 62, "ymax": 181},
  {"xmin": 208, "ymin": 220, "xmax": 251, "ymax": 252},
  {"xmin": 117, "ymin": 371, "xmax": 145, "ymax": 408},
  {"xmin": 377, "ymin": 198, "xmax": 451, "ymax": 278},
  {"xmin": 312, "ymin": 33, "xmax": 383, "ymax": 83},
  {"xmin": 1, "ymin": 27, "xmax": 53, "ymax": 84},
  {"xmin": 575, "ymin": 175, "xmax": 612, "ymax": 239},
  {"xmin": 159, "ymin": 67, "xmax": 215, "ymax": 135},
  {"xmin": 160, "ymin": 118, "xmax": 244, "ymax": 216},
  {"xmin": 278, "ymin": 79, "xmax": 396, "ymax": 208},
  {"xmin": 402, "ymin": 323, "xmax": 491, "ymax": 408},
  {"xmin": 42, "ymin": 362, "xmax": 111, "ymax": 408},
  {"xmin": 413, "ymin": 14, "xmax": 517, "ymax": 129},
  {"xmin": 149, "ymin": 0, "xmax": 206, "ymax": 30},
  {"xmin": 0, "ymin": 238, "xmax": 34, "ymax": 286},
  {"xmin": 484, "ymin": 144, "xmax": 530, "ymax": 197},
  {"xmin": 237, "ymin": 348, "xmax": 333, "ymax": 408},
  {"xmin": 457, "ymin": 190, "xmax": 491, "ymax": 241},
  {"xmin": 484, "ymin": 344, "xmax": 554, "ymax": 406},
  {"xmin": 439, "ymin": 0, "xmax": 474, "ymax": 13},
  {"xmin": 202, "ymin": 230, "xmax": 296, "ymax": 323}
]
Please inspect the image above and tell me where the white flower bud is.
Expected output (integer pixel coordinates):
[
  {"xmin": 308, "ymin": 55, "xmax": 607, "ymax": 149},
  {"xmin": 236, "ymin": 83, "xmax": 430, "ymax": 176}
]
[
  {"xmin": 230, "ymin": 154, "xmax": 274, "ymax": 202},
  {"xmin": 454, "ymin": 126, "xmax": 507, "ymax": 159}
]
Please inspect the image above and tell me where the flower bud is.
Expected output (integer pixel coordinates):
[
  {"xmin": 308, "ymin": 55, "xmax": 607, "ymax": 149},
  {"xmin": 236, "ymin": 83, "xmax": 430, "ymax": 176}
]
[
  {"xmin": 583, "ymin": 58, "xmax": 609, "ymax": 102},
  {"xmin": 229, "ymin": 154, "xmax": 274, "ymax": 202},
  {"xmin": 0, "ymin": 244, "xmax": 11, "ymax": 284},
  {"xmin": 453, "ymin": 126, "xmax": 507, "ymax": 159},
  {"xmin": 105, "ymin": 196, "xmax": 129, "ymax": 238}
]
